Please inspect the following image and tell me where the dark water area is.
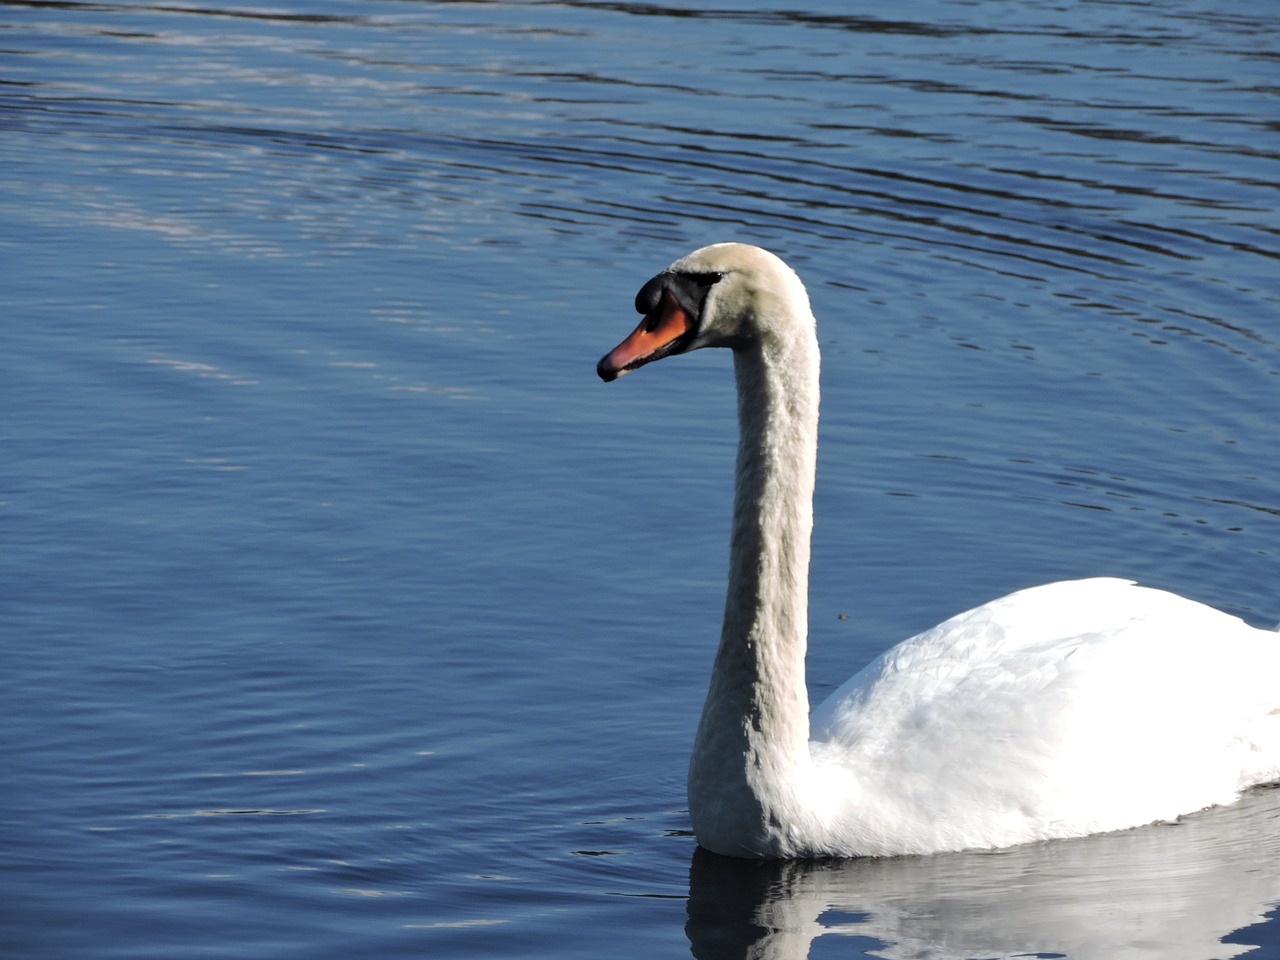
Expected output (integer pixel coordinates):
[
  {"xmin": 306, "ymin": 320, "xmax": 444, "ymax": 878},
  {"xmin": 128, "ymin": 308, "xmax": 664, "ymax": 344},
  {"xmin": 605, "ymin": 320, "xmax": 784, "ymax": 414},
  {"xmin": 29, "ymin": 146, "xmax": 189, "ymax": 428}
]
[{"xmin": 2, "ymin": 1, "xmax": 1279, "ymax": 957}]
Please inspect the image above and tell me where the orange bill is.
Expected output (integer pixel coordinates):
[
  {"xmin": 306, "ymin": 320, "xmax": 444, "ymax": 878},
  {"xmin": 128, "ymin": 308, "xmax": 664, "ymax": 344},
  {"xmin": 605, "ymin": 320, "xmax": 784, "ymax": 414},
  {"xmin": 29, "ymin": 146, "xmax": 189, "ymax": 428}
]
[{"xmin": 597, "ymin": 289, "xmax": 694, "ymax": 382}]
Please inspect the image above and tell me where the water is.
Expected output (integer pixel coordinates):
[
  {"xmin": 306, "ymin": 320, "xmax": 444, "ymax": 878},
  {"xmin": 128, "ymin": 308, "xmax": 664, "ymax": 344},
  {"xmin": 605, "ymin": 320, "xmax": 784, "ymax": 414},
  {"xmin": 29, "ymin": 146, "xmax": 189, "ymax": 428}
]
[{"xmin": 2, "ymin": 1, "xmax": 1278, "ymax": 957}]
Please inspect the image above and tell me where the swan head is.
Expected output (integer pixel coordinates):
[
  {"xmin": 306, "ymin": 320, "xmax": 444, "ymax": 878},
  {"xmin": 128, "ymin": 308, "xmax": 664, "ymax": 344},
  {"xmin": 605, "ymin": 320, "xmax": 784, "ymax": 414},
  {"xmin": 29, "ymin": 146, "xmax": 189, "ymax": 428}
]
[{"xmin": 597, "ymin": 243, "xmax": 812, "ymax": 382}]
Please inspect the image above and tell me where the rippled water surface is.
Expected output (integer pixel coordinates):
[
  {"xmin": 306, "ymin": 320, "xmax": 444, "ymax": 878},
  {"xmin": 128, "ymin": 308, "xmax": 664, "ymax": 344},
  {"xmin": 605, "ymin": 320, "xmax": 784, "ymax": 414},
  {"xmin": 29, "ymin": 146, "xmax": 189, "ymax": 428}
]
[{"xmin": 3, "ymin": 1, "xmax": 1279, "ymax": 957}]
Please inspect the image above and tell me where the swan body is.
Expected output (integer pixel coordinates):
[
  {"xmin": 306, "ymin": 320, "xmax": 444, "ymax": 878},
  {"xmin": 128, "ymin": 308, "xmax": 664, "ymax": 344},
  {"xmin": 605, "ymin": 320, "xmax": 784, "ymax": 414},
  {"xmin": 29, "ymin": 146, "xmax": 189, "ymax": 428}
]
[{"xmin": 597, "ymin": 242, "xmax": 1280, "ymax": 859}]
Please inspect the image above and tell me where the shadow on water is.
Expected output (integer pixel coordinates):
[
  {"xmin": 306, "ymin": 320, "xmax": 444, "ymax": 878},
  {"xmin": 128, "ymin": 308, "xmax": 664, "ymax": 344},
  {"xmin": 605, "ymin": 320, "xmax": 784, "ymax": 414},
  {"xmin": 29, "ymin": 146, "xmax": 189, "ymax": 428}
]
[{"xmin": 687, "ymin": 785, "xmax": 1280, "ymax": 960}]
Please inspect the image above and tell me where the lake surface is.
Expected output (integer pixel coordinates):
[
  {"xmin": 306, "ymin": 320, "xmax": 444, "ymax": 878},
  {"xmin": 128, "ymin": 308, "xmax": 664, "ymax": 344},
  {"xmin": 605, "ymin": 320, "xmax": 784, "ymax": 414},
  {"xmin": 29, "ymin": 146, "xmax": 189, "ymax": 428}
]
[{"xmin": 3, "ymin": 1, "xmax": 1279, "ymax": 957}]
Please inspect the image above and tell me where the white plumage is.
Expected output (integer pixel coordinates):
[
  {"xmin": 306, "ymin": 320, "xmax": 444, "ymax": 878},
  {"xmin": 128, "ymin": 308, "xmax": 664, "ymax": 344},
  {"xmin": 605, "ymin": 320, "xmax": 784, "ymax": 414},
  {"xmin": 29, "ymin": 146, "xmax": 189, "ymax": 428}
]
[{"xmin": 809, "ymin": 577, "xmax": 1280, "ymax": 856}]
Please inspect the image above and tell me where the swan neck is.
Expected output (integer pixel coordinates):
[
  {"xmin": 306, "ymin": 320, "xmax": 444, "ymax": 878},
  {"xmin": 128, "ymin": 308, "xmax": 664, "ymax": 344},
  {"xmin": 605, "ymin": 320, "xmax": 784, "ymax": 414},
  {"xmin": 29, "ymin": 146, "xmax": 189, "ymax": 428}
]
[
  {"xmin": 722, "ymin": 340, "xmax": 818, "ymax": 685},
  {"xmin": 689, "ymin": 320, "xmax": 821, "ymax": 856}
]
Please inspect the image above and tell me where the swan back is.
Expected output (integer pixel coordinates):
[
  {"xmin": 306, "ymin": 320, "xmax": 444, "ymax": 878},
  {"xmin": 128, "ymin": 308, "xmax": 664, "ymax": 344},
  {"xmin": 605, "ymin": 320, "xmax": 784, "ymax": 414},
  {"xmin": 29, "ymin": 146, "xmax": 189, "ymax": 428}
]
[{"xmin": 809, "ymin": 578, "xmax": 1280, "ymax": 855}]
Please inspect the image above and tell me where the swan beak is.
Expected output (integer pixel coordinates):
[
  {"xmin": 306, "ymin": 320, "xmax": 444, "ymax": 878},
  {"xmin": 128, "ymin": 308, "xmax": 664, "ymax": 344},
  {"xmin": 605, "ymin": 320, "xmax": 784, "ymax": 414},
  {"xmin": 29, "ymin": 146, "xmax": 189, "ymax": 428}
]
[{"xmin": 597, "ymin": 290, "xmax": 695, "ymax": 382}]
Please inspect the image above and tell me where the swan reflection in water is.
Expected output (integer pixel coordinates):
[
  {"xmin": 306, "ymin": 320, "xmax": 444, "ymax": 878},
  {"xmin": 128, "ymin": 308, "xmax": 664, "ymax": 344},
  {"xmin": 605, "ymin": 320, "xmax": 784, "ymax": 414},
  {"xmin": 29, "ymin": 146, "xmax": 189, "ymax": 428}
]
[{"xmin": 685, "ymin": 783, "xmax": 1280, "ymax": 960}]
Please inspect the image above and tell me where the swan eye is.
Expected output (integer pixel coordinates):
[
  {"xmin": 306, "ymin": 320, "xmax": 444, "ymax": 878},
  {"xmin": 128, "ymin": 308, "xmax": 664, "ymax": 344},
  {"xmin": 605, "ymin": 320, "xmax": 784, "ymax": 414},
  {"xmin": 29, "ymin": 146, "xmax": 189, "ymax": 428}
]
[
  {"xmin": 668, "ymin": 271, "xmax": 723, "ymax": 317},
  {"xmin": 635, "ymin": 271, "xmax": 723, "ymax": 316}
]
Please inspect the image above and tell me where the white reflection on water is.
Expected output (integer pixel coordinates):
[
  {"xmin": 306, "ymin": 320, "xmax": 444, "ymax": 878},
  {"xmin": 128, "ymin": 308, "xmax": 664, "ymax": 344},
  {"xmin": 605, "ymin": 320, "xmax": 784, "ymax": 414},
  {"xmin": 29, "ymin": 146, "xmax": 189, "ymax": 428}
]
[{"xmin": 687, "ymin": 785, "xmax": 1280, "ymax": 959}]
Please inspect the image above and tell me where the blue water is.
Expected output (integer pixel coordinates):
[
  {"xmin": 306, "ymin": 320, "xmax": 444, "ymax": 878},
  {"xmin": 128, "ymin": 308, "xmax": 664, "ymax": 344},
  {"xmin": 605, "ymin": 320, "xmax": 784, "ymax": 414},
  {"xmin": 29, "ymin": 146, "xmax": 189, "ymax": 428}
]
[{"xmin": 3, "ymin": 1, "xmax": 1279, "ymax": 957}]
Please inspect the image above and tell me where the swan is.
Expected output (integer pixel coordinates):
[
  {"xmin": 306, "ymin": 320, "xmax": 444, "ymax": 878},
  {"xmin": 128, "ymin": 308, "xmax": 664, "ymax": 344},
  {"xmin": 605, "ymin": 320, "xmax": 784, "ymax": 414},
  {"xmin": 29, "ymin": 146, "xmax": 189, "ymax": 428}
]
[{"xmin": 596, "ymin": 242, "xmax": 1280, "ymax": 859}]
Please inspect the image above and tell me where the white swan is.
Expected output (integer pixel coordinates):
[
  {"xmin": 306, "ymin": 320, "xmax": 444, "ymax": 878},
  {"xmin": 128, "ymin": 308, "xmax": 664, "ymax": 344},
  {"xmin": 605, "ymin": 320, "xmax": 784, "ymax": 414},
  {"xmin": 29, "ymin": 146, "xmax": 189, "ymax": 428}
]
[{"xmin": 597, "ymin": 242, "xmax": 1280, "ymax": 859}]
